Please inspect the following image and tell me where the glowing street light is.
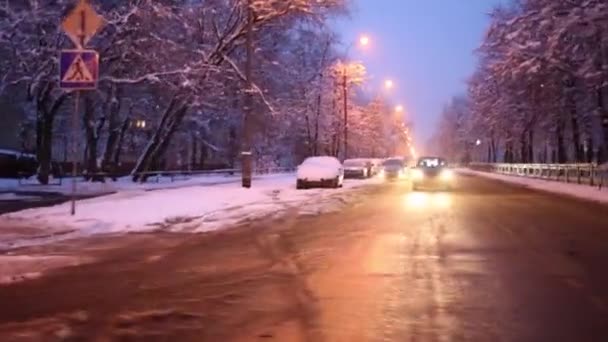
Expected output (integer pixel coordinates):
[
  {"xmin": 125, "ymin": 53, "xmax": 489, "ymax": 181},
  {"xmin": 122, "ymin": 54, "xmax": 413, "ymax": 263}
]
[
  {"xmin": 476, "ymin": 139, "xmax": 482, "ymax": 146},
  {"xmin": 359, "ymin": 35, "xmax": 370, "ymax": 47},
  {"xmin": 395, "ymin": 105, "xmax": 404, "ymax": 113},
  {"xmin": 384, "ymin": 79, "xmax": 394, "ymax": 90}
]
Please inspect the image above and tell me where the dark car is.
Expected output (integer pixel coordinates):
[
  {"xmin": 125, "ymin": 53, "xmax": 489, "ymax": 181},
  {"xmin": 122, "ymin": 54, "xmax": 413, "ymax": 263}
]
[
  {"xmin": 411, "ymin": 156, "xmax": 453, "ymax": 191},
  {"xmin": 343, "ymin": 159, "xmax": 371, "ymax": 179},
  {"xmin": 381, "ymin": 158, "xmax": 406, "ymax": 180}
]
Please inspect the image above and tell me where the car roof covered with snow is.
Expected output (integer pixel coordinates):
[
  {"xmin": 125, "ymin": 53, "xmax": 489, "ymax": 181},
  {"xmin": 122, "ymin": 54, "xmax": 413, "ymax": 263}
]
[{"xmin": 301, "ymin": 156, "xmax": 341, "ymax": 167}]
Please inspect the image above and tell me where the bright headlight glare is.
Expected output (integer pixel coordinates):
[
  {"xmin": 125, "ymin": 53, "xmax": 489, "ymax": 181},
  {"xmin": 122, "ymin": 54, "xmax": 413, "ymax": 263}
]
[
  {"xmin": 412, "ymin": 169, "xmax": 424, "ymax": 179},
  {"xmin": 441, "ymin": 170, "xmax": 454, "ymax": 180}
]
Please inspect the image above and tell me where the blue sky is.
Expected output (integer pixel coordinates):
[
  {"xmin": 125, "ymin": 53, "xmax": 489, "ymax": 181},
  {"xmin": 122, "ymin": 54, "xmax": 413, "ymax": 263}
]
[{"xmin": 333, "ymin": 0, "xmax": 504, "ymax": 146}]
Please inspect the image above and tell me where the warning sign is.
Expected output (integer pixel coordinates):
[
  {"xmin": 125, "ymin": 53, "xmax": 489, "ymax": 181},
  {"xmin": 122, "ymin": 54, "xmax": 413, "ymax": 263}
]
[
  {"xmin": 62, "ymin": 54, "xmax": 94, "ymax": 82},
  {"xmin": 59, "ymin": 50, "xmax": 99, "ymax": 90}
]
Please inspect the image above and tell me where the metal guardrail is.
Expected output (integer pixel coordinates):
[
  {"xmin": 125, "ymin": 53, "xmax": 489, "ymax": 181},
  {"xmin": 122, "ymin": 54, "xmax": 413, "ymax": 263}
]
[{"xmin": 470, "ymin": 163, "xmax": 608, "ymax": 189}]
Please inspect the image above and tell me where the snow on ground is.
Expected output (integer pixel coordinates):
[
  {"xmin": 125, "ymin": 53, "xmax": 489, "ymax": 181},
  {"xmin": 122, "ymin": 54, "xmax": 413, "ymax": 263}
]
[
  {"xmin": 0, "ymin": 174, "xmax": 383, "ymax": 250},
  {"xmin": 0, "ymin": 173, "xmax": 257, "ymax": 196},
  {"xmin": 0, "ymin": 193, "xmax": 41, "ymax": 201},
  {"xmin": 459, "ymin": 169, "xmax": 608, "ymax": 204},
  {"xmin": 0, "ymin": 254, "xmax": 88, "ymax": 285}
]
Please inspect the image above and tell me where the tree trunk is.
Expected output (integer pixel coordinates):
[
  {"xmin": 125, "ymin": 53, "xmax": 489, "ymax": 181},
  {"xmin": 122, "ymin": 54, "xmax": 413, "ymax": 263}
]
[
  {"xmin": 491, "ymin": 137, "xmax": 497, "ymax": 163},
  {"xmin": 304, "ymin": 113, "xmax": 313, "ymax": 156},
  {"xmin": 113, "ymin": 116, "xmax": 130, "ymax": 175},
  {"xmin": 556, "ymin": 116, "xmax": 567, "ymax": 163},
  {"xmin": 101, "ymin": 86, "xmax": 123, "ymax": 173},
  {"xmin": 586, "ymin": 138, "xmax": 594, "ymax": 163},
  {"xmin": 519, "ymin": 131, "xmax": 527, "ymax": 163},
  {"xmin": 199, "ymin": 141, "xmax": 208, "ymax": 169},
  {"xmin": 82, "ymin": 95, "xmax": 102, "ymax": 181},
  {"xmin": 528, "ymin": 129, "xmax": 534, "ymax": 163},
  {"xmin": 149, "ymin": 105, "xmax": 189, "ymax": 171},
  {"xmin": 313, "ymin": 92, "xmax": 321, "ymax": 156},
  {"xmin": 569, "ymin": 107, "xmax": 583, "ymax": 162},
  {"xmin": 190, "ymin": 132, "xmax": 197, "ymax": 170},
  {"xmin": 34, "ymin": 83, "xmax": 68, "ymax": 184},
  {"xmin": 597, "ymin": 87, "xmax": 608, "ymax": 161},
  {"xmin": 131, "ymin": 97, "xmax": 178, "ymax": 181},
  {"xmin": 36, "ymin": 115, "xmax": 53, "ymax": 184}
]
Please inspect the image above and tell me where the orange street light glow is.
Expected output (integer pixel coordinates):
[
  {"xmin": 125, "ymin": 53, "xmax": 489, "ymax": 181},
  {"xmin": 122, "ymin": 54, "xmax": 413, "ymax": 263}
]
[{"xmin": 384, "ymin": 79, "xmax": 394, "ymax": 89}]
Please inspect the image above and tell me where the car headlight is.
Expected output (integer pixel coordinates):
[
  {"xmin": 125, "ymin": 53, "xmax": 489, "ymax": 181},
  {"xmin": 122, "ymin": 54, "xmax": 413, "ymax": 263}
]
[
  {"xmin": 412, "ymin": 169, "xmax": 424, "ymax": 180},
  {"xmin": 440, "ymin": 169, "xmax": 454, "ymax": 181}
]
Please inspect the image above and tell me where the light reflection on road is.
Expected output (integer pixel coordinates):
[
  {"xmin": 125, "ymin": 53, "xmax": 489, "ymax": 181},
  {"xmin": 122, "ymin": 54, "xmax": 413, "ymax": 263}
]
[{"xmin": 403, "ymin": 191, "xmax": 452, "ymax": 210}]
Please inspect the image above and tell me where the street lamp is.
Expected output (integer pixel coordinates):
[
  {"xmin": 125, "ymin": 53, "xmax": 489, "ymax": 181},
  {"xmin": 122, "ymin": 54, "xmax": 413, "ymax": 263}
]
[
  {"xmin": 395, "ymin": 105, "xmax": 404, "ymax": 113},
  {"xmin": 384, "ymin": 79, "xmax": 394, "ymax": 90},
  {"xmin": 359, "ymin": 35, "xmax": 370, "ymax": 47},
  {"xmin": 342, "ymin": 35, "xmax": 371, "ymax": 160}
]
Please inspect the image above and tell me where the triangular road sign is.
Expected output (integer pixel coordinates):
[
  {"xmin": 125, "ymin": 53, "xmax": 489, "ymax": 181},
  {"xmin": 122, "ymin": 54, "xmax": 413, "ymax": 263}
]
[
  {"xmin": 62, "ymin": 54, "xmax": 94, "ymax": 82},
  {"xmin": 59, "ymin": 50, "xmax": 99, "ymax": 90}
]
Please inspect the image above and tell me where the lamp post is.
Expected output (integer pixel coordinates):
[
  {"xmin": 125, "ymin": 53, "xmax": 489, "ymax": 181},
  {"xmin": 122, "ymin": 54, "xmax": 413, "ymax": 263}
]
[
  {"xmin": 241, "ymin": 0, "xmax": 253, "ymax": 188},
  {"xmin": 341, "ymin": 35, "xmax": 370, "ymax": 160}
]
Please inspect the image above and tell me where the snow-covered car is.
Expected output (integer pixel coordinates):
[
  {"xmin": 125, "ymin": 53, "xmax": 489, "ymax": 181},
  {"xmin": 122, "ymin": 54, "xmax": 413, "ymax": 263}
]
[
  {"xmin": 343, "ymin": 159, "xmax": 371, "ymax": 179},
  {"xmin": 296, "ymin": 156, "xmax": 344, "ymax": 189}
]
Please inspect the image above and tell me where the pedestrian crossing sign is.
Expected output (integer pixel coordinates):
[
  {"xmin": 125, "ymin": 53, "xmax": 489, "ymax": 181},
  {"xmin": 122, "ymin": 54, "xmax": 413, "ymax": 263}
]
[{"xmin": 59, "ymin": 50, "xmax": 99, "ymax": 90}]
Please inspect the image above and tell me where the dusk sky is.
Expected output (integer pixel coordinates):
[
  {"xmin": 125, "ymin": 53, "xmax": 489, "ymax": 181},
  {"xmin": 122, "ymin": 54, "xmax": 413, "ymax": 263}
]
[{"xmin": 333, "ymin": 0, "xmax": 504, "ymax": 148}]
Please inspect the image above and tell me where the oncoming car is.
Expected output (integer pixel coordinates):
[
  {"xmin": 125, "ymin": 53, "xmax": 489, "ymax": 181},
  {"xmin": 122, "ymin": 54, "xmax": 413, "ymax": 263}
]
[
  {"xmin": 296, "ymin": 156, "xmax": 344, "ymax": 189},
  {"xmin": 411, "ymin": 156, "xmax": 454, "ymax": 191},
  {"xmin": 381, "ymin": 157, "xmax": 407, "ymax": 180}
]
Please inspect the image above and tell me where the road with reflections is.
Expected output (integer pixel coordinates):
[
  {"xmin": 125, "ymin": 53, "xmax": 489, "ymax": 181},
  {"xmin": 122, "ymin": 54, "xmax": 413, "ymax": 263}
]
[{"xmin": 1, "ymin": 174, "xmax": 608, "ymax": 341}]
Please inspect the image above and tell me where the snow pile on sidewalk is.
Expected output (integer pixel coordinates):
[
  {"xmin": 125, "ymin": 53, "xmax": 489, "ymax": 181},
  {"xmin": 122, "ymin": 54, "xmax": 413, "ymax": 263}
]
[
  {"xmin": 0, "ymin": 175, "xmax": 382, "ymax": 249},
  {"xmin": 0, "ymin": 173, "xmax": 253, "ymax": 196},
  {"xmin": 459, "ymin": 169, "xmax": 608, "ymax": 204}
]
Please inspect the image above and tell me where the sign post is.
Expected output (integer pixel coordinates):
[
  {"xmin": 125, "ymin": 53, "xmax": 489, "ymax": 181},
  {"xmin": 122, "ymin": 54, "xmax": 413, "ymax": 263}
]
[{"xmin": 60, "ymin": 0, "xmax": 104, "ymax": 215}]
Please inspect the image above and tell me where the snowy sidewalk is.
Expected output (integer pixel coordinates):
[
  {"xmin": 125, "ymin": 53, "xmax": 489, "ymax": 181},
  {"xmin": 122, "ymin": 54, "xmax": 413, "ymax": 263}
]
[
  {"xmin": 0, "ymin": 175, "xmax": 382, "ymax": 250},
  {"xmin": 459, "ymin": 168, "xmax": 608, "ymax": 204},
  {"xmin": 0, "ymin": 173, "xmax": 264, "ymax": 196}
]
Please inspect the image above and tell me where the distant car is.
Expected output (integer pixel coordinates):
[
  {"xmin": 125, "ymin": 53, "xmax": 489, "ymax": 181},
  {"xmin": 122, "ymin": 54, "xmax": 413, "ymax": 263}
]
[
  {"xmin": 343, "ymin": 159, "xmax": 371, "ymax": 179},
  {"xmin": 411, "ymin": 156, "xmax": 453, "ymax": 191},
  {"xmin": 296, "ymin": 156, "xmax": 344, "ymax": 189},
  {"xmin": 381, "ymin": 157, "xmax": 407, "ymax": 180}
]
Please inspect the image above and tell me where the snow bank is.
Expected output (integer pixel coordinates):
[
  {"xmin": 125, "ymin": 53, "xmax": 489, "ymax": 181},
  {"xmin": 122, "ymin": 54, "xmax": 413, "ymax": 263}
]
[
  {"xmin": 459, "ymin": 169, "xmax": 608, "ymax": 204},
  {"xmin": 0, "ymin": 175, "xmax": 382, "ymax": 249},
  {"xmin": 0, "ymin": 173, "xmax": 244, "ymax": 195}
]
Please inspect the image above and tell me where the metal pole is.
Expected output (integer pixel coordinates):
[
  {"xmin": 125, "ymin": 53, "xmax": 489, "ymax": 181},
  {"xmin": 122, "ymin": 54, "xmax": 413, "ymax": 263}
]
[
  {"xmin": 343, "ymin": 71, "xmax": 348, "ymax": 160},
  {"xmin": 241, "ymin": 0, "xmax": 253, "ymax": 188},
  {"xmin": 71, "ymin": 91, "xmax": 80, "ymax": 215}
]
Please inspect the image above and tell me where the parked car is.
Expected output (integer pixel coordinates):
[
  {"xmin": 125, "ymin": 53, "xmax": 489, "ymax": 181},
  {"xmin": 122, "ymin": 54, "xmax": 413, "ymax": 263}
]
[
  {"xmin": 381, "ymin": 157, "xmax": 407, "ymax": 180},
  {"xmin": 296, "ymin": 156, "xmax": 344, "ymax": 189},
  {"xmin": 411, "ymin": 156, "xmax": 453, "ymax": 191},
  {"xmin": 0, "ymin": 149, "xmax": 37, "ymax": 178},
  {"xmin": 343, "ymin": 159, "xmax": 371, "ymax": 179}
]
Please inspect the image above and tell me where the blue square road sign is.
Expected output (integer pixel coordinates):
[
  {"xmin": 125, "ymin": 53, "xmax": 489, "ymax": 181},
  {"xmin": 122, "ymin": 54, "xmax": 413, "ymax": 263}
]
[{"xmin": 60, "ymin": 49, "xmax": 99, "ymax": 90}]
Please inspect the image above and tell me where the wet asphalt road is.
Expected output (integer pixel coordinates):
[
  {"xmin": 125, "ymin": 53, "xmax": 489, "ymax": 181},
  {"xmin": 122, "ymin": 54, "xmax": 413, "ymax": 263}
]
[{"xmin": 0, "ymin": 174, "xmax": 608, "ymax": 341}]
